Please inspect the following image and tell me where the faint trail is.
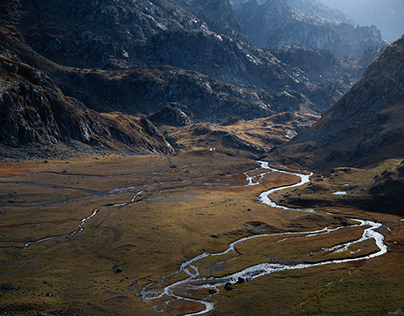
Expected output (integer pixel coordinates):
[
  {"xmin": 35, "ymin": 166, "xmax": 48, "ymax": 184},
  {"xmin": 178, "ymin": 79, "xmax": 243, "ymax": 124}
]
[{"xmin": 141, "ymin": 161, "xmax": 387, "ymax": 315}]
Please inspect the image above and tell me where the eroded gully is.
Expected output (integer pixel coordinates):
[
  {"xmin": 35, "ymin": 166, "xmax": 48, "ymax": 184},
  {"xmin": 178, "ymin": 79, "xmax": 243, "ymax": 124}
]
[{"xmin": 140, "ymin": 161, "xmax": 388, "ymax": 315}]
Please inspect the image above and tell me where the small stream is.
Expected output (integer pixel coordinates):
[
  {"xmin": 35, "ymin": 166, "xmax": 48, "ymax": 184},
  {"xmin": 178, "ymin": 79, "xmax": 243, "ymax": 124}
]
[
  {"xmin": 141, "ymin": 161, "xmax": 387, "ymax": 315},
  {"xmin": 0, "ymin": 179, "xmax": 188, "ymax": 250}
]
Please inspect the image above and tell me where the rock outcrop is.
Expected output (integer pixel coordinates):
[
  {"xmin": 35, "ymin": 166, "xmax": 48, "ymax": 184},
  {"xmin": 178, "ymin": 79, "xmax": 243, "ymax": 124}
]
[{"xmin": 148, "ymin": 103, "xmax": 195, "ymax": 126}]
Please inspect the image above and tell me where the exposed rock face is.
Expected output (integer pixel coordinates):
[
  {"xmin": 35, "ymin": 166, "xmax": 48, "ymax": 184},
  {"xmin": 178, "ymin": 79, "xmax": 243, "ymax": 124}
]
[
  {"xmin": 59, "ymin": 65, "xmax": 304, "ymax": 122},
  {"xmin": 232, "ymin": 0, "xmax": 387, "ymax": 57},
  {"xmin": 0, "ymin": 0, "xmax": 383, "ymax": 155},
  {"xmin": 275, "ymin": 36, "xmax": 404, "ymax": 168},
  {"xmin": 284, "ymin": 0, "xmax": 350, "ymax": 23},
  {"xmin": 167, "ymin": 0, "xmax": 244, "ymax": 40},
  {"xmin": 1, "ymin": 0, "xmax": 363, "ymax": 118},
  {"xmin": 148, "ymin": 103, "xmax": 195, "ymax": 126},
  {"xmin": 0, "ymin": 37, "xmax": 174, "ymax": 156},
  {"xmin": 19, "ymin": 0, "xmax": 206, "ymax": 67}
]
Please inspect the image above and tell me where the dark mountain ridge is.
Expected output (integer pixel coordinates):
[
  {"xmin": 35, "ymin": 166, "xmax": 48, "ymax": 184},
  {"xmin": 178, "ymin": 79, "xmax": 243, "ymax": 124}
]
[
  {"xmin": 0, "ymin": 32, "xmax": 174, "ymax": 158},
  {"xmin": 274, "ymin": 35, "xmax": 404, "ymax": 169},
  {"xmin": 0, "ymin": 0, "xmax": 388, "ymax": 156}
]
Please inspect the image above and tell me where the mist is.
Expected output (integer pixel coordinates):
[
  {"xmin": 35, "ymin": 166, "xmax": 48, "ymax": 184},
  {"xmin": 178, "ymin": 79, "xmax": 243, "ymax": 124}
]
[{"xmin": 319, "ymin": 0, "xmax": 404, "ymax": 41}]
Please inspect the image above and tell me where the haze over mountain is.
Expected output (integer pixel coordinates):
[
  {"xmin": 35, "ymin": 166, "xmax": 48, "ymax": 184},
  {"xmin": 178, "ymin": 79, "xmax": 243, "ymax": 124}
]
[
  {"xmin": 230, "ymin": 0, "xmax": 387, "ymax": 57},
  {"xmin": 319, "ymin": 0, "xmax": 404, "ymax": 41}
]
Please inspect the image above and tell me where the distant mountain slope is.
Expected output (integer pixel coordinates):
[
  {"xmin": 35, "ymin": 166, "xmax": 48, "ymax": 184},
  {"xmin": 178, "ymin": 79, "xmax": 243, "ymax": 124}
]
[
  {"xmin": 231, "ymin": 0, "xmax": 387, "ymax": 57},
  {"xmin": 320, "ymin": 0, "xmax": 404, "ymax": 41},
  {"xmin": 274, "ymin": 36, "xmax": 404, "ymax": 169},
  {"xmin": 284, "ymin": 0, "xmax": 351, "ymax": 23},
  {"xmin": 0, "ymin": 0, "xmax": 385, "ymax": 157},
  {"xmin": 167, "ymin": 0, "xmax": 244, "ymax": 40}
]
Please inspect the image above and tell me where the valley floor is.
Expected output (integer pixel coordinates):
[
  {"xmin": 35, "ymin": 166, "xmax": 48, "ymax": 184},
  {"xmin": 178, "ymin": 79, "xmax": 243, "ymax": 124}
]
[{"xmin": 0, "ymin": 151, "xmax": 403, "ymax": 315}]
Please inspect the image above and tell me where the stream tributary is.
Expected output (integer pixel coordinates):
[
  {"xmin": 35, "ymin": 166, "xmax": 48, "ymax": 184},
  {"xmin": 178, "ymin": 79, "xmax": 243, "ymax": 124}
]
[{"xmin": 141, "ymin": 161, "xmax": 388, "ymax": 315}]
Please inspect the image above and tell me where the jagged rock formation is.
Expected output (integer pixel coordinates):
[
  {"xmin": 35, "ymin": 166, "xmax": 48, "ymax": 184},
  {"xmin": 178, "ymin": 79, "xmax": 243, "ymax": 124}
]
[
  {"xmin": 59, "ymin": 65, "xmax": 304, "ymax": 122},
  {"xmin": 284, "ymin": 0, "xmax": 350, "ymax": 23},
  {"xmin": 1, "ymin": 0, "xmax": 366, "ymax": 118},
  {"xmin": 231, "ymin": 0, "xmax": 387, "ymax": 57},
  {"xmin": 274, "ymin": 36, "xmax": 404, "ymax": 168},
  {"xmin": 0, "ymin": 34, "xmax": 174, "ymax": 157}
]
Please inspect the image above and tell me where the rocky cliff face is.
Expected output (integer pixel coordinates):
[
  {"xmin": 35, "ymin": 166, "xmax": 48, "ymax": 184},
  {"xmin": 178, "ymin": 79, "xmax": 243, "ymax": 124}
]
[
  {"xmin": 284, "ymin": 0, "xmax": 350, "ymax": 23},
  {"xmin": 59, "ymin": 64, "xmax": 303, "ymax": 122},
  {"xmin": 19, "ymin": 0, "xmax": 206, "ymax": 67},
  {"xmin": 274, "ymin": 36, "xmax": 404, "ymax": 168},
  {"xmin": 232, "ymin": 0, "xmax": 387, "ymax": 57},
  {"xmin": 0, "ymin": 33, "xmax": 174, "ymax": 157},
  {"xmin": 320, "ymin": 0, "xmax": 404, "ymax": 41}
]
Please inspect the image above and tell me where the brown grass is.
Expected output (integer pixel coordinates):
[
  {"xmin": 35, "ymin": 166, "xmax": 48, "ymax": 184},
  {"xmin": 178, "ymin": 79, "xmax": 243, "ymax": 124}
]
[{"xmin": 0, "ymin": 152, "xmax": 403, "ymax": 315}]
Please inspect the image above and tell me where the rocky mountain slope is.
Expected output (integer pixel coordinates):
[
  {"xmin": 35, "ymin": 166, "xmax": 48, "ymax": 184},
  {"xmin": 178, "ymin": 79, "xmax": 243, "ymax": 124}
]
[
  {"xmin": 284, "ymin": 0, "xmax": 351, "ymax": 23},
  {"xmin": 320, "ymin": 0, "xmax": 404, "ymax": 41},
  {"xmin": 0, "ymin": 0, "xmax": 386, "ymax": 156},
  {"xmin": 231, "ymin": 0, "xmax": 387, "ymax": 57},
  {"xmin": 167, "ymin": 0, "xmax": 245, "ymax": 40},
  {"xmin": 274, "ymin": 35, "xmax": 404, "ymax": 169},
  {"xmin": 1, "ymin": 0, "xmax": 358, "ymax": 120},
  {"xmin": 0, "ymin": 32, "xmax": 174, "ymax": 158}
]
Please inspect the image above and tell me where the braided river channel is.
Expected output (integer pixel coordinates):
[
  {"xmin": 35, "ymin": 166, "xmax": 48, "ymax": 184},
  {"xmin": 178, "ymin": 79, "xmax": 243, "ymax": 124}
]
[{"xmin": 141, "ymin": 161, "xmax": 388, "ymax": 315}]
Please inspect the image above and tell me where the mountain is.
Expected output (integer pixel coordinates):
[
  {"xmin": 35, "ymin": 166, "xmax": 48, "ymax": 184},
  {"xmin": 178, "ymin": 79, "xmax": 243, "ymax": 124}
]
[
  {"xmin": 0, "ymin": 0, "xmax": 386, "ymax": 156},
  {"xmin": 231, "ymin": 0, "xmax": 387, "ymax": 57},
  {"xmin": 0, "ymin": 32, "xmax": 174, "ymax": 158},
  {"xmin": 284, "ymin": 0, "xmax": 351, "ymax": 23},
  {"xmin": 273, "ymin": 35, "xmax": 404, "ymax": 169},
  {"xmin": 319, "ymin": 0, "xmax": 404, "ymax": 41},
  {"xmin": 1, "ymin": 0, "xmax": 360, "ymax": 121}
]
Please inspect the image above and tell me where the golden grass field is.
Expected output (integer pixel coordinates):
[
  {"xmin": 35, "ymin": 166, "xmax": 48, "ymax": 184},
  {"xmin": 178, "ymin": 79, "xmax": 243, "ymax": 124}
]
[{"xmin": 0, "ymin": 151, "xmax": 404, "ymax": 315}]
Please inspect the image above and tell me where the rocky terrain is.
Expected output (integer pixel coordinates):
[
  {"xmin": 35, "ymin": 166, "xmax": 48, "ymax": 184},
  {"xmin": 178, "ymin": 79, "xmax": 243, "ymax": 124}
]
[
  {"xmin": 270, "ymin": 36, "xmax": 404, "ymax": 215},
  {"xmin": 0, "ymin": 0, "xmax": 390, "ymax": 156},
  {"xmin": 1, "ymin": 1, "xmax": 404, "ymax": 315},
  {"xmin": 0, "ymin": 32, "xmax": 174, "ymax": 158},
  {"xmin": 275, "ymin": 35, "xmax": 404, "ymax": 168},
  {"xmin": 320, "ymin": 0, "xmax": 404, "ymax": 41},
  {"xmin": 231, "ymin": 0, "xmax": 387, "ymax": 57}
]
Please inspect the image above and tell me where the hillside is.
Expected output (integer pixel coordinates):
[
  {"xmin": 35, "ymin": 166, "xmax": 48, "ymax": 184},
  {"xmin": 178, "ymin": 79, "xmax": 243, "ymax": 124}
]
[
  {"xmin": 274, "ymin": 35, "xmax": 404, "ymax": 169},
  {"xmin": 0, "ymin": 0, "xmax": 387, "ymax": 156},
  {"xmin": 231, "ymin": 0, "xmax": 387, "ymax": 57},
  {"xmin": 0, "ymin": 32, "xmax": 174, "ymax": 158},
  {"xmin": 320, "ymin": 0, "xmax": 404, "ymax": 41}
]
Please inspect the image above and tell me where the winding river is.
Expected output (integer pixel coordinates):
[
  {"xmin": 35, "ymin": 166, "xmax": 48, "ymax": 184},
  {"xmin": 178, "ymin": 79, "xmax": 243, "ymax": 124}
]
[{"xmin": 141, "ymin": 161, "xmax": 388, "ymax": 315}]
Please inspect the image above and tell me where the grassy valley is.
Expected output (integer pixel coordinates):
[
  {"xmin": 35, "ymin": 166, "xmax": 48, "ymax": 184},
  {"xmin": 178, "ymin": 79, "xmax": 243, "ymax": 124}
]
[{"xmin": 0, "ymin": 152, "xmax": 403, "ymax": 315}]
